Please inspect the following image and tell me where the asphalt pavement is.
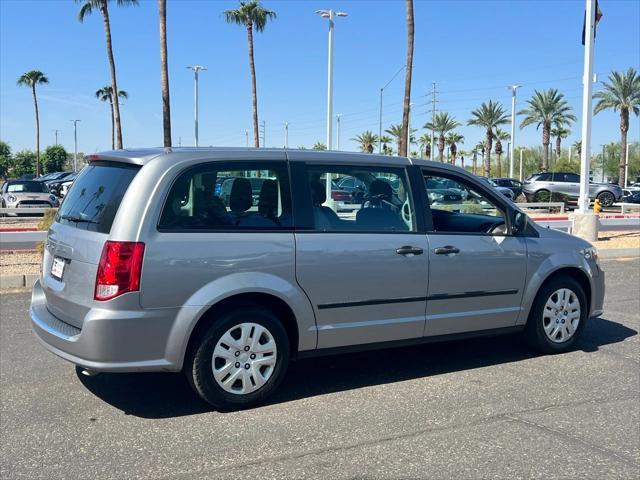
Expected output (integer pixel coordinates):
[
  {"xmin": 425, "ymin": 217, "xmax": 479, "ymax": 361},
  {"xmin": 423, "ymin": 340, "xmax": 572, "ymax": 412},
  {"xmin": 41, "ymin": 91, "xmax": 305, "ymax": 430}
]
[{"xmin": 1, "ymin": 258, "xmax": 639, "ymax": 479}]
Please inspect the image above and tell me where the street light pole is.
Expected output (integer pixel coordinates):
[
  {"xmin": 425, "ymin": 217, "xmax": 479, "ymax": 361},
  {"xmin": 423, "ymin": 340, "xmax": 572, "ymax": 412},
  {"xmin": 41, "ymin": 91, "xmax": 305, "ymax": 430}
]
[
  {"xmin": 507, "ymin": 85, "xmax": 521, "ymax": 179},
  {"xmin": 336, "ymin": 114, "xmax": 342, "ymax": 150},
  {"xmin": 316, "ymin": 9, "xmax": 347, "ymax": 150},
  {"xmin": 70, "ymin": 120, "xmax": 80, "ymax": 172},
  {"xmin": 430, "ymin": 82, "xmax": 436, "ymax": 161},
  {"xmin": 601, "ymin": 144, "xmax": 606, "ymax": 182},
  {"xmin": 284, "ymin": 122, "xmax": 289, "ymax": 149},
  {"xmin": 625, "ymin": 142, "xmax": 630, "ymax": 188},
  {"xmin": 577, "ymin": 0, "xmax": 596, "ymax": 214},
  {"xmin": 186, "ymin": 65, "xmax": 207, "ymax": 147}
]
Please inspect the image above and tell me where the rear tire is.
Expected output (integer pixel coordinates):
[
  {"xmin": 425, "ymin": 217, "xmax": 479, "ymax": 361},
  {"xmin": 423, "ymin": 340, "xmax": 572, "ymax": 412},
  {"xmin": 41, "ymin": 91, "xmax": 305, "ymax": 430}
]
[
  {"xmin": 534, "ymin": 189, "xmax": 551, "ymax": 202},
  {"xmin": 525, "ymin": 276, "xmax": 587, "ymax": 354},
  {"xmin": 185, "ymin": 307, "xmax": 290, "ymax": 410},
  {"xmin": 597, "ymin": 191, "xmax": 615, "ymax": 207}
]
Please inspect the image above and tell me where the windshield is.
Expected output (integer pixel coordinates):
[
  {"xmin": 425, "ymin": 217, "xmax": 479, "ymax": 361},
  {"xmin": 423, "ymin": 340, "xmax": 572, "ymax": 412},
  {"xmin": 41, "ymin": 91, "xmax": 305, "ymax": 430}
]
[
  {"xmin": 56, "ymin": 161, "xmax": 140, "ymax": 233},
  {"xmin": 6, "ymin": 181, "xmax": 47, "ymax": 193}
]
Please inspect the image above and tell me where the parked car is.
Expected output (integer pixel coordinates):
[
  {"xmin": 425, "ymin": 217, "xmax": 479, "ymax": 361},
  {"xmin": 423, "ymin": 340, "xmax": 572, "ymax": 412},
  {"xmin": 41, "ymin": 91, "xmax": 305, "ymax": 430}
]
[
  {"xmin": 49, "ymin": 173, "xmax": 77, "ymax": 197},
  {"xmin": 476, "ymin": 176, "xmax": 515, "ymax": 200},
  {"xmin": 31, "ymin": 149, "xmax": 604, "ymax": 410},
  {"xmin": 425, "ymin": 177, "xmax": 464, "ymax": 204},
  {"xmin": 523, "ymin": 172, "xmax": 623, "ymax": 207},
  {"xmin": 491, "ymin": 178, "xmax": 523, "ymax": 198},
  {"xmin": 621, "ymin": 190, "xmax": 640, "ymax": 204},
  {"xmin": 0, "ymin": 180, "xmax": 59, "ymax": 210},
  {"xmin": 58, "ymin": 174, "xmax": 78, "ymax": 198}
]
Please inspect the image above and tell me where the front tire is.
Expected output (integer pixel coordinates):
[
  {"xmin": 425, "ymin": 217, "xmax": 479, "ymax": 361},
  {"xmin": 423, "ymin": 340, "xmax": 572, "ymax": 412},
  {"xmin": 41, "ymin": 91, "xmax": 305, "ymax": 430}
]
[
  {"xmin": 525, "ymin": 276, "xmax": 587, "ymax": 354},
  {"xmin": 186, "ymin": 307, "xmax": 290, "ymax": 410}
]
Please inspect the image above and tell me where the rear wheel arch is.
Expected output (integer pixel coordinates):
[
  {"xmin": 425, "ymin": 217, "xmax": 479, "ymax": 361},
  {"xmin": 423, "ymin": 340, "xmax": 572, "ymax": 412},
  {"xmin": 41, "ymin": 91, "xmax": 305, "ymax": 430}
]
[{"xmin": 184, "ymin": 292, "xmax": 300, "ymax": 367}]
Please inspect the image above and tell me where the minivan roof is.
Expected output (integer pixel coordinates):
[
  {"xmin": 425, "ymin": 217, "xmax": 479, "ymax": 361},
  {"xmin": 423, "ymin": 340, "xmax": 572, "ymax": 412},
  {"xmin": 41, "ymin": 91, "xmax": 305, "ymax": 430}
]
[{"xmin": 88, "ymin": 147, "xmax": 467, "ymax": 173}]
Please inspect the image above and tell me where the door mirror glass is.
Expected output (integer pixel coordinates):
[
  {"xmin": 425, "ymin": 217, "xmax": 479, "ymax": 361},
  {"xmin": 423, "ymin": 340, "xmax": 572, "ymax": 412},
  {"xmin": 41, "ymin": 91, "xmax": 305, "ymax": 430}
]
[{"xmin": 513, "ymin": 211, "xmax": 527, "ymax": 233}]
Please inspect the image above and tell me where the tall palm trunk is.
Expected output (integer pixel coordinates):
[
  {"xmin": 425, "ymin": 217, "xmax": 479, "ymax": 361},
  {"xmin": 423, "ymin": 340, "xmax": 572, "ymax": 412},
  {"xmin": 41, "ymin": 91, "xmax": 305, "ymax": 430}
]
[
  {"xmin": 438, "ymin": 134, "xmax": 445, "ymax": 162},
  {"xmin": 484, "ymin": 129, "xmax": 493, "ymax": 177},
  {"xmin": 496, "ymin": 153, "xmax": 502, "ymax": 178},
  {"xmin": 541, "ymin": 121, "xmax": 550, "ymax": 171},
  {"xmin": 246, "ymin": 19, "xmax": 260, "ymax": 148},
  {"xmin": 619, "ymin": 108, "xmax": 629, "ymax": 187},
  {"xmin": 399, "ymin": 0, "xmax": 414, "ymax": 157},
  {"xmin": 108, "ymin": 93, "xmax": 115, "ymax": 149},
  {"xmin": 555, "ymin": 136, "xmax": 562, "ymax": 158},
  {"xmin": 31, "ymin": 85, "xmax": 40, "ymax": 176},
  {"xmin": 100, "ymin": 0, "xmax": 123, "ymax": 149},
  {"xmin": 159, "ymin": 0, "xmax": 171, "ymax": 148}
]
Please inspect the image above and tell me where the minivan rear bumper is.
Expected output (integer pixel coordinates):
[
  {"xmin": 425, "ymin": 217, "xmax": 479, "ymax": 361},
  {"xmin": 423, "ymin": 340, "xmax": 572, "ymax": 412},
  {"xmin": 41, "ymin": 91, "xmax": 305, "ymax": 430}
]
[{"xmin": 30, "ymin": 279, "xmax": 178, "ymax": 373}]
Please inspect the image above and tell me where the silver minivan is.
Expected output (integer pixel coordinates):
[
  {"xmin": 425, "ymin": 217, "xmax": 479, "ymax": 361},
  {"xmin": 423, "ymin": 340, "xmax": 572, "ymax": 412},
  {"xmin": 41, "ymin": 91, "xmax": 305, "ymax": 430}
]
[{"xmin": 30, "ymin": 148, "xmax": 605, "ymax": 409}]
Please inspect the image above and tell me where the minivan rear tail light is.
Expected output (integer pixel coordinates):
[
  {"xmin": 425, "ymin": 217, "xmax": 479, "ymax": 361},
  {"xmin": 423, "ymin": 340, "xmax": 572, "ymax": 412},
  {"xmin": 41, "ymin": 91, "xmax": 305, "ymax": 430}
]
[{"xmin": 95, "ymin": 241, "xmax": 145, "ymax": 301}]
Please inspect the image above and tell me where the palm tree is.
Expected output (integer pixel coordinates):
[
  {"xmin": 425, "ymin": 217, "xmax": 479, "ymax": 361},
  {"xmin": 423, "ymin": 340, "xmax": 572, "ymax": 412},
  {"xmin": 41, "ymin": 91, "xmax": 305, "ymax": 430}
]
[
  {"xmin": 76, "ymin": 0, "xmax": 138, "ymax": 150},
  {"xmin": 312, "ymin": 142, "xmax": 327, "ymax": 151},
  {"xmin": 418, "ymin": 133, "xmax": 431, "ymax": 159},
  {"xmin": 385, "ymin": 124, "xmax": 403, "ymax": 152},
  {"xmin": 224, "ymin": 1, "xmax": 276, "ymax": 148},
  {"xmin": 399, "ymin": 0, "xmax": 414, "ymax": 157},
  {"xmin": 446, "ymin": 132, "xmax": 464, "ymax": 166},
  {"xmin": 424, "ymin": 112, "xmax": 461, "ymax": 162},
  {"xmin": 594, "ymin": 68, "xmax": 640, "ymax": 186},
  {"xmin": 95, "ymin": 85, "xmax": 128, "ymax": 150},
  {"xmin": 493, "ymin": 128, "xmax": 510, "ymax": 177},
  {"xmin": 16, "ymin": 70, "xmax": 48, "ymax": 176},
  {"xmin": 352, "ymin": 131, "xmax": 378, "ymax": 153},
  {"xmin": 572, "ymin": 140, "xmax": 582, "ymax": 157},
  {"xmin": 379, "ymin": 135, "xmax": 393, "ymax": 155},
  {"xmin": 519, "ymin": 89, "xmax": 576, "ymax": 172},
  {"xmin": 551, "ymin": 125, "xmax": 570, "ymax": 158},
  {"xmin": 468, "ymin": 101, "xmax": 510, "ymax": 177},
  {"xmin": 159, "ymin": 0, "xmax": 171, "ymax": 148}
]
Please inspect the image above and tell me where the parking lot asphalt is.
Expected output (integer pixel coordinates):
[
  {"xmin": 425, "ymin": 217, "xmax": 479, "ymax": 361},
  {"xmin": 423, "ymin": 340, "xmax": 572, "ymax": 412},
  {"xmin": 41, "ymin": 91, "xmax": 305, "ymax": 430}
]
[{"xmin": 1, "ymin": 258, "xmax": 639, "ymax": 479}]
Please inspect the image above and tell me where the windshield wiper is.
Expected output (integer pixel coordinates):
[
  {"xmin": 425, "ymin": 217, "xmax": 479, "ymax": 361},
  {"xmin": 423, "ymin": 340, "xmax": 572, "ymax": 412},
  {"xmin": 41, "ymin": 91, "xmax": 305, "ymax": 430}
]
[{"xmin": 59, "ymin": 214, "xmax": 99, "ymax": 224}]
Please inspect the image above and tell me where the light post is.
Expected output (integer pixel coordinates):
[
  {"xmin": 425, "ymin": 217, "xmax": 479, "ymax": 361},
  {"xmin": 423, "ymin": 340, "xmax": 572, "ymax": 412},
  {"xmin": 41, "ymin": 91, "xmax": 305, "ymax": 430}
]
[
  {"xmin": 336, "ymin": 114, "xmax": 342, "ymax": 150},
  {"xmin": 284, "ymin": 122, "xmax": 289, "ymax": 149},
  {"xmin": 378, "ymin": 65, "xmax": 406, "ymax": 153},
  {"xmin": 507, "ymin": 85, "xmax": 521, "ymax": 179},
  {"xmin": 186, "ymin": 65, "xmax": 207, "ymax": 147},
  {"xmin": 601, "ymin": 144, "xmax": 606, "ymax": 182},
  {"xmin": 625, "ymin": 142, "xmax": 630, "ymax": 187},
  {"xmin": 70, "ymin": 120, "xmax": 80, "ymax": 172},
  {"xmin": 316, "ymin": 8, "xmax": 347, "ymax": 206}
]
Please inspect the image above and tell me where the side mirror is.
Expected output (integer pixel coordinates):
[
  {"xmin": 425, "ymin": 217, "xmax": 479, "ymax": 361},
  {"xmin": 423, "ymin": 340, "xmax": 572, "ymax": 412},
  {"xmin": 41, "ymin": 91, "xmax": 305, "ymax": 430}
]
[{"xmin": 512, "ymin": 211, "xmax": 528, "ymax": 234}]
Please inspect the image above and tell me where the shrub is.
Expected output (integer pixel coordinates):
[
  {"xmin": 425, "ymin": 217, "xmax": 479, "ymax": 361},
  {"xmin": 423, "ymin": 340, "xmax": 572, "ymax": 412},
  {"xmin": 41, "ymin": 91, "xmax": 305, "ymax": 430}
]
[{"xmin": 36, "ymin": 209, "xmax": 57, "ymax": 256}]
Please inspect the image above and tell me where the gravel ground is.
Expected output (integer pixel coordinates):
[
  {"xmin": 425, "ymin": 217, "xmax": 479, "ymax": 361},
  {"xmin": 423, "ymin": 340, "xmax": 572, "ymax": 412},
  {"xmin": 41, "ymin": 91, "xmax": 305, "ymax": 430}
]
[
  {"xmin": 0, "ymin": 251, "xmax": 41, "ymax": 275},
  {"xmin": 595, "ymin": 229, "xmax": 640, "ymax": 250}
]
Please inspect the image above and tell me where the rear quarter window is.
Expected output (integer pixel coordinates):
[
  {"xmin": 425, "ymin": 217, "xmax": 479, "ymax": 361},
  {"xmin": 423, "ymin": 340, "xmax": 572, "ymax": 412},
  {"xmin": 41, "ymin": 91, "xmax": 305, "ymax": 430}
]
[{"xmin": 56, "ymin": 161, "xmax": 140, "ymax": 234}]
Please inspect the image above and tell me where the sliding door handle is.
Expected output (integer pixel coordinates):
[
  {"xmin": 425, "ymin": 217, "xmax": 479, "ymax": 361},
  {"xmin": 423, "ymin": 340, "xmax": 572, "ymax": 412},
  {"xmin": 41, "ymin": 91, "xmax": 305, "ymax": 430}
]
[
  {"xmin": 434, "ymin": 245, "xmax": 460, "ymax": 255},
  {"xmin": 396, "ymin": 246, "xmax": 424, "ymax": 256}
]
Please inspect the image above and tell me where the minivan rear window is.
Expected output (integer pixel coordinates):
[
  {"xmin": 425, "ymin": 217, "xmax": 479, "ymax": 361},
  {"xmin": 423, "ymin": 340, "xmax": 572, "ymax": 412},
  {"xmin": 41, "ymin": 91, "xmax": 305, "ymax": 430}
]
[{"xmin": 56, "ymin": 161, "xmax": 140, "ymax": 234}]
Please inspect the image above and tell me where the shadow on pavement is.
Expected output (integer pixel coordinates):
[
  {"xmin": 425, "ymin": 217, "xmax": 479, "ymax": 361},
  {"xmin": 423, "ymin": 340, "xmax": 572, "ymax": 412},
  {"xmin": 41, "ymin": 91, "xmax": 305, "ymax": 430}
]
[{"xmin": 77, "ymin": 317, "xmax": 636, "ymax": 419}]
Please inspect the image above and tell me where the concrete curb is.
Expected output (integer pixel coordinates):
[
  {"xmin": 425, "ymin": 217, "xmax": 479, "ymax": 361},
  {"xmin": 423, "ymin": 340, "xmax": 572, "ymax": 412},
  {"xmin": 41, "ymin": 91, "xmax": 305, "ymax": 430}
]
[{"xmin": 0, "ymin": 274, "xmax": 39, "ymax": 290}]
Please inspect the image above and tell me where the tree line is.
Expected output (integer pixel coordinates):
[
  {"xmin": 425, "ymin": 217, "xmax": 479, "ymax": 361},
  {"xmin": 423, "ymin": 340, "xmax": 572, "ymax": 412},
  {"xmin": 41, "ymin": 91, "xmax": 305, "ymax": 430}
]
[{"xmin": 8, "ymin": 1, "xmax": 640, "ymax": 187}]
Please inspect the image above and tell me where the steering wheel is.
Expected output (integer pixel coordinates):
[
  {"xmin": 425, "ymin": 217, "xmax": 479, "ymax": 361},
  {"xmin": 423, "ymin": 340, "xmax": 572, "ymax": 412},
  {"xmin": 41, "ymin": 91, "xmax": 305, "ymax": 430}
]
[{"xmin": 401, "ymin": 200, "xmax": 412, "ymax": 226}]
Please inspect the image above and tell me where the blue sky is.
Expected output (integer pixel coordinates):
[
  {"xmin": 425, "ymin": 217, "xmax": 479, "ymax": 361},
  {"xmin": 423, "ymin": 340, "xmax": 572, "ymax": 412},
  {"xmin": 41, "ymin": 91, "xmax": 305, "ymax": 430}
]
[{"xmin": 1, "ymin": 0, "xmax": 639, "ymax": 157}]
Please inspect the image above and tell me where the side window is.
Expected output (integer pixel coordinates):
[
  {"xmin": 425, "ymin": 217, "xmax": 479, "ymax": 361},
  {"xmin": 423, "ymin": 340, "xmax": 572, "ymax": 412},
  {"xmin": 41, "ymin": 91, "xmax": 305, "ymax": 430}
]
[
  {"xmin": 304, "ymin": 165, "xmax": 416, "ymax": 233},
  {"xmin": 564, "ymin": 173, "xmax": 580, "ymax": 183},
  {"xmin": 537, "ymin": 173, "xmax": 551, "ymax": 181},
  {"xmin": 158, "ymin": 162, "xmax": 292, "ymax": 231},
  {"xmin": 423, "ymin": 172, "xmax": 506, "ymax": 235}
]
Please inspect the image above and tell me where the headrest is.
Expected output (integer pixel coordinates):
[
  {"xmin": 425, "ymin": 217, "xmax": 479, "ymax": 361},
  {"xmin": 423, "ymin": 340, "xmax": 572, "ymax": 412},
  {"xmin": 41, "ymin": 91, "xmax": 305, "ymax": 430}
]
[
  {"xmin": 369, "ymin": 179, "xmax": 392, "ymax": 201},
  {"xmin": 310, "ymin": 181, "xmax": 326, "ymax": 206},
  {"xmin": 258, "ymin": 179, "xmax": 278, "ymax": 215},
  {"xmin": 230, "ymin": 178, "xmax": 253, "ymax": 213}
]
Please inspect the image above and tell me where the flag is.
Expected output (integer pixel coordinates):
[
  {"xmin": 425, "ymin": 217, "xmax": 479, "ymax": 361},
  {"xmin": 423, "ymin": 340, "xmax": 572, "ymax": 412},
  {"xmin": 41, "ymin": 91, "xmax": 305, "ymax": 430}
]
[{"xmin": 582, "ymin": 0, "xmax": 603, "ymax": 45}]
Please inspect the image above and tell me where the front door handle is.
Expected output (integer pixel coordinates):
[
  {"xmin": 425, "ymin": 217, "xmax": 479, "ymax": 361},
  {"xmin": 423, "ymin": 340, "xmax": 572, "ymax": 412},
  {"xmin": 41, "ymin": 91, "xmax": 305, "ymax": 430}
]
[
  {"xmin": 396, "ymin": 245, "xmax": 424, "ymax": 256},
  {"xmin": 434, "ymin": 245, "xmax": 460, "ymax": 255}
]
